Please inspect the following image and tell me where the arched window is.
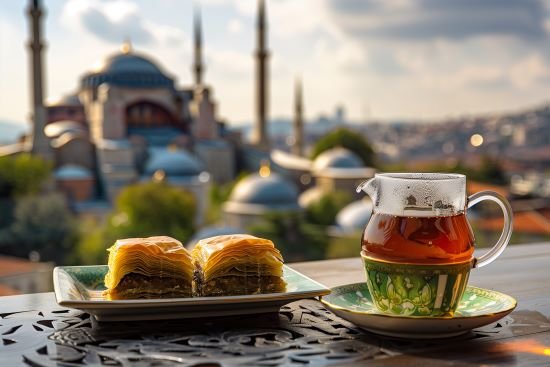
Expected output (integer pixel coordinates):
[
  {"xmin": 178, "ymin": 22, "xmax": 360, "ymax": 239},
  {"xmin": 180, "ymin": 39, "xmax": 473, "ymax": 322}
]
[{"xmin": 125, "ymin": 100, "xmax": 177, "ymax": 129}]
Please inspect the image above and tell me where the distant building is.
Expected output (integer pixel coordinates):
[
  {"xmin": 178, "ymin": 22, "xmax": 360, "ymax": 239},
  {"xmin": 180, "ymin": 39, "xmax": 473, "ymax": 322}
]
[{"xmin": 0, "ymin": 256, "xmax": 53, "ymax": 295}]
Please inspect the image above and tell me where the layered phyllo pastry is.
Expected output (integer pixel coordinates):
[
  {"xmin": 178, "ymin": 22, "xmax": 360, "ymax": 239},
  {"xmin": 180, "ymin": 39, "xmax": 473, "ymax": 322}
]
[
  {"xmin": 104, "ymin": 236, "xmax": 194, "ymax": 299},
  {"xmin": 192, "ymin": 234, "xmax": 286, "ymax": 296}
]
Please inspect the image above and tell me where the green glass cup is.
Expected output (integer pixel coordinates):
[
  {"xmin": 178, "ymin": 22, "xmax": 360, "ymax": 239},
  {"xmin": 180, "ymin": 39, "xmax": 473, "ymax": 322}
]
[{"xmin": 361, "ymin": 254, "xmax": 473, "ymax": 317}]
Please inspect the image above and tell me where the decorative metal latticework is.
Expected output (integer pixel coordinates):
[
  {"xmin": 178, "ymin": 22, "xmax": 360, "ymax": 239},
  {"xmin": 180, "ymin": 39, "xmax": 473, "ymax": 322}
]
[{"xmin": 0, "ymin": 299, "xmax": 547, "ymax": 366}]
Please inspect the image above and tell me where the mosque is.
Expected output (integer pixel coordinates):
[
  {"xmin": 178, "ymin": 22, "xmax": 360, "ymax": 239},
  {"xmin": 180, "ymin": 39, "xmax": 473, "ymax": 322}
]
[
  {"xmin": 3, "ymin": 0, "xmax": 376, "ymax": 235},
  {"xmin": 3, "ymin": 0, "xmax": 277, "ymax": 224}
]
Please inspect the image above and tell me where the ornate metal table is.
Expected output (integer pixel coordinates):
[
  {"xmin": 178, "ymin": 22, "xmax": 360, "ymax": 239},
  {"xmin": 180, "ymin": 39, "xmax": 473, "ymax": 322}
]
[{"xmin": 2, "ymin": 242, "xmax": 550, "ymax": 366}]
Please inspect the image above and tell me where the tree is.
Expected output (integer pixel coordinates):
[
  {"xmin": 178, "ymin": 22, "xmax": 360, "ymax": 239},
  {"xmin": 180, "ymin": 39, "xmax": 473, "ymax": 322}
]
[
  {"xmin": 0, "ymin": 154, "xmax": 52, "ymax": 198},
  {"xmin": 207, "ymin": 172, "xmax": 249, "ymax": 224},
  {"xmin": 0, "ymin": 154, "xmax": 52, "ymax": 229},
  {"xmin": 71, "ymin": 218, "xmax": 110, "ymax": 265},
  {"xmin": 73, "ymin": 182, "xmax": 197, "ymax": 264},
  {"xmin": 311, "ymin": 128, "xmax": 376, "ymax": 167},
  {"xmin": 111, "ymin": 182, "xmax": 196, "ymax": 241},
  {"xmin": 477, "ymin": 155, "xmax": 506, "ymax": 185},
  {"xmin": 305, "ymin": 191, "xmax": 353, "ymax": 226},
  {"xmin": 249, "ymin": 213, "xmax": 328, "ymax": 262},
  {"xmin": 0, "ymin": 193, "xmax": 78, "ymax": 264}
]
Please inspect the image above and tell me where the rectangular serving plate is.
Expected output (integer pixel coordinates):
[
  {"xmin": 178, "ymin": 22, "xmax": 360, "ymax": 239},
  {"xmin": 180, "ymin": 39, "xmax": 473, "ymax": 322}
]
[{"xmin": 53, "ymin": 265, "xmax": 330, "ymax": 321}]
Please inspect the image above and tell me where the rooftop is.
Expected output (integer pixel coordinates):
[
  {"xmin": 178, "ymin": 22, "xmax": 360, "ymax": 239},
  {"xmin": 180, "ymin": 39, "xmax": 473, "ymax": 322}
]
[{"xmin": 0, "ymin": 256, "xmax": 51, "ymax": 278}]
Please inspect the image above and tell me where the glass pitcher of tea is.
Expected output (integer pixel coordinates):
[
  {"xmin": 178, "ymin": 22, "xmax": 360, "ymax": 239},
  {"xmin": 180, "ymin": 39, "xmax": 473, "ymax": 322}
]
[{"xmin": 356, "ymin": 173, "xmax": 513, "ymax": 317}]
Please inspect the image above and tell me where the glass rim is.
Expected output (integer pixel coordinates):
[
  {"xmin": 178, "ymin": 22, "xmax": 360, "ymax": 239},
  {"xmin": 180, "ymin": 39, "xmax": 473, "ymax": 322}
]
[{"xmin": 375, "ymin": 172, "xmax": 465, "ymax": 181}]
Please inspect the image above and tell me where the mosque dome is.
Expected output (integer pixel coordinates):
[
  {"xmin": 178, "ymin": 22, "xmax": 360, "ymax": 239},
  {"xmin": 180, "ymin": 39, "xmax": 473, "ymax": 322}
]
[
  {"xmin": 312, "ymin": 148, "xmax": 363, "ymax": 172},
  {"xmin": 336, "ymin": 199, "xmax": 373, "ymax": 232},
  {"xmin": 54, "ymin": 164, "xmax": 93, "ymax": 180},
  {"xmin": 47, "ymin": 93, "xmax": 82, "ymax": 107},
  {"xmin": 224, "ymin": 173, "xmax": 300, "ymax": 214},
  {"xmin": 144, "ymin": 148, "xmax": 203, "ymax": 177},
  {"xmin": 44, "ymin": 120, "xmax": 87, "ymax": 138},
  {"xmin": 81, "ymin": 47, "xmax": 174, "ymax": 89}
]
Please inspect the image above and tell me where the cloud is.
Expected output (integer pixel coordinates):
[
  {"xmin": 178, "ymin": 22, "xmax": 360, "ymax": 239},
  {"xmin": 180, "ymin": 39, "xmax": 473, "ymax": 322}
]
[
  {"xmin": 313, "ymin": 38, "xmax": 367, "ymax": 73},
  {"xmin": 228, "ymin": 19, "xmax": 243, "ymax": 34},
  {"xmin": 62, "ymin": 0, "xmax": 186, "ymax": 46},
  {"xmin": 510, "ymin": 53, "xmax": 550, "ymax": 88},
  {"xmin": 208, "ymin": 50, "xmax": 251, "ymax": 77},
  {"xmin": 327, "ymin": 0, "xmax": 548, "ymax": 41}
]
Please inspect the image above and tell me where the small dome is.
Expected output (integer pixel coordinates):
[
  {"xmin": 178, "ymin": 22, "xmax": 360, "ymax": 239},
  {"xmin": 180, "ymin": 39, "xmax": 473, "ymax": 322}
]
[
  {"xmin": 144, "ymin": 148, "xmax": 203, "ymax": 177},
  {"xmin": 54, "ymin": 164, "xmax": 93, "ymax": 180},
  {"xmin": 47, "ymin": 94, "xmax": 82, "ymax": 107},
  {"xmin": 336, "ymin": 199, "xmax": 373, "ymax": 232},
  {"xmin": 50, "ymin": 132, "xmax": 90, "ymax": 149},
  {"xmin": 224, "ymin": 173, "xmax": 300, "ymax": 214},
  {"xmin": 229, "ymin": 173, "xmax": 298, "ymax": 206},
  {"xmin": 82, "ymin": 51, "xmax": 174, "ymax": 89},
  {"xmin": 313, "ymin": 148, "xmax": 363, "ymax": 172},
  {"xmin": 44, "ymin": 121, "xmax": 87, "ymax": 138}
]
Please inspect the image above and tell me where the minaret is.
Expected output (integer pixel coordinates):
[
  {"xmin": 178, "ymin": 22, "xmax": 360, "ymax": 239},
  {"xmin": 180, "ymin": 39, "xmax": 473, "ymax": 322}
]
[
  {"xmin": 252, "ymin": 0, "xmax": 270, "ymax": 147},
  {"xmin": 27, "ymin": 0, "xmax": 52, "ymax": 159},
  {"xmin": 292, "ymin": 77, "xmax": 304, "ymax": 157},
  {"xmin": 192, "ymin": 5, "xmax": 204, "ymax": 87}
]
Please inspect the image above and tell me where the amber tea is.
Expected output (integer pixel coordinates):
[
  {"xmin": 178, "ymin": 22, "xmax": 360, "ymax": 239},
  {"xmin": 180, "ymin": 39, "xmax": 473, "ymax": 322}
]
[{"xmin": 362, "ymin": 213, "xmax": 475, "ymax": 264}]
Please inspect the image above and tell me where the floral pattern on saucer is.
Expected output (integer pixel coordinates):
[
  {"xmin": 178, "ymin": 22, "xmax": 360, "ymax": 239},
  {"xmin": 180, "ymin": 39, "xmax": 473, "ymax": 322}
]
[
  {"xmin": 321, "ymin": 282, "xmax": 517, "ymax": 339},
  {"xmin": 326, "ymin": 283, "xmax": 515, "ymax": 317}
]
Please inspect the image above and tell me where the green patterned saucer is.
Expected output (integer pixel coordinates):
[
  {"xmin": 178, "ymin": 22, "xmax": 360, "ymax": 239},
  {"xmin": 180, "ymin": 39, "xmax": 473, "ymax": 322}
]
[{"xmin": 321, "ymin": 283, "xmax": 516, "ymax": 339}]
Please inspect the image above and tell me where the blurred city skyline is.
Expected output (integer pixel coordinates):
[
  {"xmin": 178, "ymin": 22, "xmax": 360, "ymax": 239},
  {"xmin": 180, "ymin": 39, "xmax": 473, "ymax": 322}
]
[{"xmin": 2, "ymin": 0, "xmax": 550, "ymax": 127}]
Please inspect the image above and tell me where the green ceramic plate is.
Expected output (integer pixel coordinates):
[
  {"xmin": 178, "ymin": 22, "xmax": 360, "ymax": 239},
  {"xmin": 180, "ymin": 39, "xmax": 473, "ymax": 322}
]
[
  {"xmin": 321, "ymin": 283, "xmax": 516, "ymax": 339},
  {"xmin": 54, "ymin": 265, "xmax": 330, "ymax": 322}
]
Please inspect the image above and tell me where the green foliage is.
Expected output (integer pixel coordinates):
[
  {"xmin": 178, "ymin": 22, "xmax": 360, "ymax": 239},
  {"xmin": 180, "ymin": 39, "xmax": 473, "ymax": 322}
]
[
  {"xmin": 249, "ymin": 213, "xmax": 328, "ymax": 262},
  {"xmin": 310, "ymin": 128, "xmax": 376, "ymax": 167},
  {"xmin": 305, "ymin": 191, "xmax": 353, "ymax": 226},
  {"xmin": 326, "ymin": 235, "xmax": 361, "ymax": 259},
  {"xmin": 72, "ymin": 182, "xmax": 198, "ymax": 265},
  {"xmin": 108, "ymin": 182, "xmax": 196, "ymax": 241},
  {"xmin": 0, "ymin": 198, "xmax": 15, "ymax": 229},
  {"xmin": 70, "ymin": 218, "xmax": 109, "ymax": 265},
  {"xmin": 0, "ymin": 194, "xmax": 78, "ymax": 264},
  {"xmin": 0, "ymin": 155, "xmax": 70, "ymax": 263},
  {"xmin": 476, "ymin": 156, "xmax": 506, "ymax": 185},
  {"xmin": 0, "ymin": 154, "xmax": 52, "ymax": 197},
  {"xmin": 207, "ymin": 172, "xmax": 249, "ymax": 224}
]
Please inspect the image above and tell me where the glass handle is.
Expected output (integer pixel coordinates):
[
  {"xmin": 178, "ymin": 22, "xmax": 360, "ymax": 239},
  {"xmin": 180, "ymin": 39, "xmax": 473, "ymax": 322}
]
[{"xmin": 468, "ymin": 190, "xmax": 513, "ymax": 268}]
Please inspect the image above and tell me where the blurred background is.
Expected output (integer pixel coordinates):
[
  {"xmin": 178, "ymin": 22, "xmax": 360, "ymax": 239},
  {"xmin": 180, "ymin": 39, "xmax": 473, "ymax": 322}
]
[{"xmin": 0, "ymin": 0, "xmax": 548, "ymax": 295}]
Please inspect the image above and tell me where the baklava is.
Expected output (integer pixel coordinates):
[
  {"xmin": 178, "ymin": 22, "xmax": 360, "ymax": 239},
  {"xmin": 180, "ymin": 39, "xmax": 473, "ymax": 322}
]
[
  {"xmin": 104, "ymin": 236, "xmax": 194, "ymax": 299},
  {"xmin": 192, "ymin": 234, "xmax": 286, "ymax": 296}
]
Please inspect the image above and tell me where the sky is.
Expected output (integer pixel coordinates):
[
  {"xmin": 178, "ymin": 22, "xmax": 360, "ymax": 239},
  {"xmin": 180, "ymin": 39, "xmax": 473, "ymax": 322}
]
[{"xmin": 2, "ymin": 0, "xmax": 550, "ymax": 127}]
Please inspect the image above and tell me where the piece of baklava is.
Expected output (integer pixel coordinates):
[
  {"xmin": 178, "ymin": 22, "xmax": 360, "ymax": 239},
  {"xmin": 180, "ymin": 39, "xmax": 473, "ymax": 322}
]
[
  {"xmin": 104, "ymin": 236, "xmax": 194, "ymax": 299},
  {"xmin": 192, "ymin": 234, "xmax": 286, "ymax": 297}
]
